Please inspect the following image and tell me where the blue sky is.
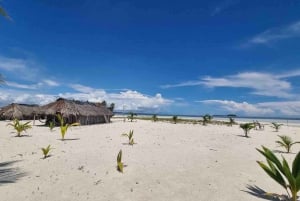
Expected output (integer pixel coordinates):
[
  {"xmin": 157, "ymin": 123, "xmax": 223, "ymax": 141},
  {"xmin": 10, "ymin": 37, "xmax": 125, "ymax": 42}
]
[{"xmin": 1, "ymin": 0, "xmax": 300, "ymax": 117}]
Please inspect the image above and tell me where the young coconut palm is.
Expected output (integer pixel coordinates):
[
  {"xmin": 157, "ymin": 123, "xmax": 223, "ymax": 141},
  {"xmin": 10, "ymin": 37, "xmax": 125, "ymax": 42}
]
[
  {"xmin": 172, "ymin": 115, "xmax": 178, "ymax": 124},
  {"xmin": 7, "ymin": 119, "xmax": 32, "ymax": 137},
  {"xmin": 57, "ymin": 114, "xmax": 80, "ymax": 141},
  {"xmin": 240, "ymin": 123, "xmax": 255, "ymax": 137},
  {"xmin": 202, "ymin": 114, "xmax": 212, "ymax": 125},
  {"xmin": 48, "ymin": 121, "xmax": 55, "ymax": 131},
  {"xmin": 122, "ymin": 130, "xmax": 135, "ymax": 145},
  {"xmin": 41, "ymin": 145, "xmax": 52, "ymax": 159},
  {"xmin": 117, "ymin": 150, "xmax": 124, "ymax": 173},
  {"xmin": 256, "ymin": 146, "xmax": 300, "ymax": 201},
  {"xmin": 271, "ymin": 122, "xmax": 283, "ymax": 132},
  {"xmin": 127, "ymin": 112, "xmax": 137, "ymax": 122},
  {"xmin": 276, "ymin": 135, "xmax": 300, "ymax": 153},
  {"xmin": 152, "ymin": 114, "xmax": 158, "ymax": 122},
  {"xmin": 228, "ymin": 117, "xmax": 236, "ymax": 126}
]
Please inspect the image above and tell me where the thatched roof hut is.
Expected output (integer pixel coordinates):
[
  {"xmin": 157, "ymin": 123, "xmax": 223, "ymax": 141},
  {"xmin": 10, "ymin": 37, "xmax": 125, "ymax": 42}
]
[
  {"xmin": 0, "ymin": 103, "xmax": 40, "ymax": 120},
  {"xmin": 40, "ymin": 98, "xmax": 114, "ymax": 125}
]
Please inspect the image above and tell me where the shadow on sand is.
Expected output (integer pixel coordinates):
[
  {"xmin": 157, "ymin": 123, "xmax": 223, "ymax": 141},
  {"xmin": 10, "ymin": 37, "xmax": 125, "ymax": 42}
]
[
  {"xmin": 243, "ymin": 185, "xmax": 289, "ymax": 201},
  {"xmin": 0, "ymin": 160, "xmax": 26, "ymax": 185}
]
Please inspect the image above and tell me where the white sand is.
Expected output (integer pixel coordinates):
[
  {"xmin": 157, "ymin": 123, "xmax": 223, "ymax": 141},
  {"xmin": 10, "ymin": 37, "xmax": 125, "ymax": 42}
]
[{"xmin": 0, "ymin": 119, "xmax": 299, "ymax": 201}]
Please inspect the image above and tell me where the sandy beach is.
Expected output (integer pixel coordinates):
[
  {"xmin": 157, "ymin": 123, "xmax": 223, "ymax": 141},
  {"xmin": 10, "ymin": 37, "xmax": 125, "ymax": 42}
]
[{"xmin": 0, "ymin": 118, "xmax": 300, "ymax": 201}]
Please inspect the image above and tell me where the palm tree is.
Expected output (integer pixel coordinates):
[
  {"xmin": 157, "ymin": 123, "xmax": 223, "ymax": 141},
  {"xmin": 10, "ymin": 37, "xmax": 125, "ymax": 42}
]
[
  {"xmin": 240, "ymin": 123, "xmax": 255, "ymax": 137},
  {"xmin": 152, "ymin": 114, "xmax": 158, "ymax": 122},
  {"xmin": 7, "ymin": 119, "xmax": 32, "ymax": 137},
  {"xmin": 228, "ymin": 117, "xmax": 235, "ymax": 126},
  {"xmin": 57, "ymin": 114, "xmax": 80, "ymax": 140},
  {"xmin": 202, "ymin": 114, "xmax": 212, "ymax": 125},
  {"xmin": 257, "ymin": 146, "xmax": 300, "ymax": 201},
  {"xmin": 0, "ymin": 4, "xmax": 11, "ymax": 20},
  {"xmin": 271, "ymin": 122, "xmax": 283, "ymax": 132},
  {"xmin": 172, "ymin": 115, "xmax": 178, "ymax": 124},
  {"xmin": 276, "ymin": 135, "xmax": 300, "ymax": 153}
]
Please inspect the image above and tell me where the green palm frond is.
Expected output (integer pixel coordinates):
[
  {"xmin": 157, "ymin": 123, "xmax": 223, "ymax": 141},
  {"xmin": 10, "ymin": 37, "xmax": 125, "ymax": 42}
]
[
  {"xmin": 276, "ymin": 135, "xmax": 300, "ymax": 153},
  {"xmin": 240, "ymin": 123, "xmax": 255, "ymax": 137},
  {"xmin": 257, "ymin": 146, "xmax": 300, "ymax": 201},
  {"xmin": 7, "ymin": 119, "xmax": 32, "ymax": 137},
  {"xmin": 271, "ymin": 122, "xmax": 283, "ymax": 132},
  {"xmin": 117, "ymin": 150, "xmax": 124, "ymax": 173},
  {"xmin": 41, "ymin": 145, "xmax": 52, "ymax": 159}
]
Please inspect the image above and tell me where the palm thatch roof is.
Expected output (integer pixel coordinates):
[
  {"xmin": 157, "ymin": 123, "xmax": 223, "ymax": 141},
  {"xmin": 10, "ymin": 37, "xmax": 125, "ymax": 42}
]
[
  {"xmin": 0, "ymin": 103, "xmax": 40, "ymax": 120},
  {"xmin": 40, "ymin": 98, "xmax": 114, "ymax": 125}
]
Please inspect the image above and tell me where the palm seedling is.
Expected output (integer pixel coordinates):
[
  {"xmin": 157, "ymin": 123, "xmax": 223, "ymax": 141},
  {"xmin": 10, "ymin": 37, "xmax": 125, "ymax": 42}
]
[
  {"xmin": 117, "ymin": 150, "xmax": 124, "ymax": 173},
  {"xmin": 276, "ymin": 135, "xmax": 300, "ymax": 153},
  {"xmin": 256, "ymin": 146, "xmax": 300, "ymax": 201},
  {"xmin": 172, "ymin": 115, "xmax": 178, "ymax": 124},
  {"xmin": 49, "ymin": 121, "xmax": 55, "ymax": 131},
  {"xmin": 41, "ymin": 145, "xmax": 52, "ymax": 159},
  {"xmin": 272, "ymin": 122, "xmax": 283, "ymax": 132},
  {"xmin": 152, "ymin": 114, "xmax": 158, "ymax": 122},
  {"xmin": 228, "ymin": 117, "xmax": 236, "ymax": 126},
  {"xmin": 127, "ymin": 112, "xmax": 137, "ymax": 122},
  {"xmin": 57, "ymin": 114, "xmax": 80, "ymax": 140},
  {"xmin": 122, "ymin": 130, "xmax": 135, "ymax": 145},
  {"xmin": 240, "ymin": 123, "xmax": 255, "ymax": 137},
  {"xmin": 202, "ymin": 114, "xmax": 212, "ymax": 125},
  {"xmin": 7, "ymin": 119, "xmax": 32, "ymax": 137}
]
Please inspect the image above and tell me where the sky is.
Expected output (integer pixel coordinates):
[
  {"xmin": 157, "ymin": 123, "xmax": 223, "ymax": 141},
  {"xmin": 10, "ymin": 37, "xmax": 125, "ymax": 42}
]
[{"xmin": 1, "ymin": 0, "xmax": 300, "ymax": 117}]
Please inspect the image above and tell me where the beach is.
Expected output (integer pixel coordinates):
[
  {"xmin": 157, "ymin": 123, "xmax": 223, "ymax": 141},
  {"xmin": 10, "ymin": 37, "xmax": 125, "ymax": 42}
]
[{"xmin": 0, "ymin": 118, "xmax": 299, "ymax": 201}]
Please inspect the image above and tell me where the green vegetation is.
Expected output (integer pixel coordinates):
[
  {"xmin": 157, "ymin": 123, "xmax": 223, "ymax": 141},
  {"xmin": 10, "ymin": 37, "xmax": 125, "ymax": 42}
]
[
  {"xmin": 117, "ymin": 150, "xmax": 124, "ymax": 173},
  {"xmin": 256, "ymin": 146, "xmax": 300, "ymax": 201},
  {"xmin": 152, "ymin": 114, "xmax": 158, "ymax": 122},
  {"xmin": 240, "ymin": 123, "xmax": 255, "ymax": 137},
  {"xmin": 49, "ymin": 121, "xmax": 55, "ymax": 131},
  {"xmin": 127, "ymin": 112, "xmax": 137, "ymax": 122},
  {"xmin": 41, "ymin": 145, "xmax": 52, "ymax": 159},
  {"xmin": 276, "ymin": 135, "xmax": 300, "ymax": 153},
  {"xmin": 228, "ymin": 117, "xmax": 236, "ymax": 126},
  {"xmin": 122, "ymin": 130, "xmax": 135, "ymax": 145},
  {"xmin": 7, "ymin": 119, "xmax": 32, "ymax": 137},
  {"xmin": 202, "ymin": 114, "xmax": 212, "ymax": 125},
  {"xmin": 172, "ymin": 115, "xmax": 178, "ymax": 124},
  {"xmin": 57, "ymin": 114, "xmax": 80, "ymax": 140},
  {"xmin": 271, "ymin": 122, "xmax": 284, "ymax": 132}
]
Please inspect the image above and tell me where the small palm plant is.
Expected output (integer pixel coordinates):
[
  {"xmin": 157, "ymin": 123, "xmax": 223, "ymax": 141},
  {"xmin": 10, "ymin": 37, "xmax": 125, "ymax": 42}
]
[
  {"xmin": 49, "ymin": 121, "xmax": 55, "ymax": 131},
  {"xmin": 256, "ymin": 146, "xmax": 300, "ymax": 201},
  {"xmin": 228, "ymin": 117, "xmax": 236, "ymax": 126},
  {"xmin": 57, "ymin": 114, "xmax": 80, "ymax": 140},
  {"xmin": 127, "ymin": 112, "xmax": 137, "ymax": 122},
  {"xmin": 271, "ymin": 122, "xmax": 283, "ymax": 132},
  {"xmin": 152, "ymin": 114, "xmax": 158, "ymax": 122},
  {"xmin": 240, "ymin": 123, "xmax": 255, "ymax": 137},
  {"xmin": 117, "ymin": 150, "xmax": 124, "ymax": 173},
  {"xmin": 7, "ymin": 119, "xmax": 32, "ymax": 137},
  {"xmin": 122, "ymin": 130, "xmax": 135, "ymax": 145},
  {"xmin": 172, "ymin": 115, "xmax": 178, "ymax": 124},
  {"xmin": 276, "ymin": 135, "xmax": 300, "ymax": 153},
  {"xmin": 202, "ymin": 114, "xmax": 212, "ymax": 125},
  {"xmin": 41, "ymin": 145, "xmax": 52, "ymax": 159}
]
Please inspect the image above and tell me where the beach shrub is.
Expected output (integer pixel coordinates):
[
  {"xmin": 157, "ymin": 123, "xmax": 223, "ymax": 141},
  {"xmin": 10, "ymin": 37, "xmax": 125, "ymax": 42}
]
[
  {"xmin": 172, "ymin": 115, "xmax": 178, "ymax": 124},
  {"xmin": 276, "ymin": 135, "xmax": 300, "ymax": 153},
  {"xmin": 122, "ymin": 130, "xmax": 135, "ymax": 145},
  {"xmin": 228, "ymin": 117, "xmax": 236, "ymax": 126},
  {"xmin": 41, "ymin": 145, "xmax": 52, "ymax": 159},
  {"xmin": 57, "ymin": 114, "xmax": 80, "ymax": 140},
  {"xmin": 7, "ymin": 119, "xmax": 32, "ymax": 137},
  {"xmin": 117, "ymin": 150, "xmax": 124, "ymax": 173},
  {"xmin": 256, "ymin": 146, "xmax": 300, "ymax": 201},
  {"xmin": 271, "ymin": 122, "xmax": 283, "ymax": 132},
  {"xmin": 240, "ymin": 123, "xmax": 255, "ymax": 137}
]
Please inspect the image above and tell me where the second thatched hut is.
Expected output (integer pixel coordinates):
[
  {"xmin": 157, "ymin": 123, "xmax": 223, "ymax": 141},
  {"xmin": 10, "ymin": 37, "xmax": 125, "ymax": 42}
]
[
  {"xmin": 0, "ymin": 103, "xmax": 40, "ymax": 120},
  {"xmin": 40, "ymin": 98, "xmax": 114, "ymax": 125}
]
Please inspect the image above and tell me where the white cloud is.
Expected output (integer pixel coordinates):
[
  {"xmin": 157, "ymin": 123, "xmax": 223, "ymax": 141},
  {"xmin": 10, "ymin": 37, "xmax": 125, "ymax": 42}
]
[
  {"xmin": 5, "ymin": 81, "xmax": 42, "ymax": 90},
  {"xmin": 200, "ymin": 99, "xmax": 300, "ymax": 116},
  {"xmin": 162, "ymin": 71, "xmax": 300, "ymax": 99},
  {"xmin": 0, "ymin": 56, "xmax": 27, "ymax": 71},
  {"xmin": 211, "ymin": 0, "xmax": 239, "ymax": 16},
  {"xmin": 248, "ymin": 21, "xmax": 300, "ymax": 45},
  {"xmin": 43, "ymin": 79, "xmax": 60, "ymax": 87},
  {"xmin": 0, "ymin": 84, "xmax": 172, "ymax": 112}
]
